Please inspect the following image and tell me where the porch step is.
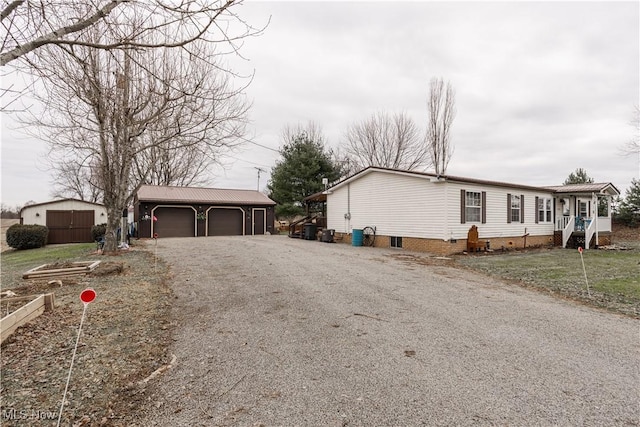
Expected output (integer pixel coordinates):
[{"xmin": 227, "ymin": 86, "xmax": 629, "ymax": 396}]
[{"xmin": 567, "ymin": 233, "xmax": 594, "ymax": 249}]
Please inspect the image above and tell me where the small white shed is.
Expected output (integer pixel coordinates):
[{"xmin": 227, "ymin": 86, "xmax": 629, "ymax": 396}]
[{"xmin": 20, "ymin": 199, "xmax": 107, "ymax": 244}]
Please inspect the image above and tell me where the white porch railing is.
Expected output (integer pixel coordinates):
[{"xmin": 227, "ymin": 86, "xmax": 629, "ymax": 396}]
[
  {"xmin": 585, "ymin": 217, "xmax": 596, "ymax": 249},
  {"xmin": 556, "ymin": 216, "xmax": 571, "ymax": 231},
  {"xmin": 562, "ymin": 216, "xmax": 575, "ymax": 248}
]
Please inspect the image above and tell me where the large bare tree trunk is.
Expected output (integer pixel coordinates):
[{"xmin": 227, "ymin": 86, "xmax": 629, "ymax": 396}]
[{"xmin": 426, "ymin": 78, "xmax": 456, "ymax": 175}]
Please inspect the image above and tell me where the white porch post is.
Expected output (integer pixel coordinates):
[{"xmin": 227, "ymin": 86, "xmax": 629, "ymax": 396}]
[{"xmin": 593, "ymin": 192, "xmax": 598, "ymax": 247}]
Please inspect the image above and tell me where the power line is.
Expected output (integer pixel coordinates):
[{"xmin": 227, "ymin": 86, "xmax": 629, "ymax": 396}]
[
  {"xmin": 236, "ymin": 135, "xmax": 279, "ymax": 153},
  {"xmin": 226, "ymin": 155, "xmax": 272, "ymax": 168}
]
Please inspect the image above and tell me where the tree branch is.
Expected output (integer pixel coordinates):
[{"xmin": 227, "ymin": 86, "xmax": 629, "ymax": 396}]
[{"xmin": 1, "ymin": 1, "xmax": 127, "ymax": 66}]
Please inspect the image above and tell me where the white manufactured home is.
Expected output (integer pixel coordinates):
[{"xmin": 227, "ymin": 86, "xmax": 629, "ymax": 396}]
[{"xmin": 325, "ymin": 167, "xmax": 619, "ymax": 255}]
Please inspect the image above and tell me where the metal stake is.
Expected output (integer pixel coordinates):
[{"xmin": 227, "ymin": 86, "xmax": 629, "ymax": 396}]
[{"xmin": 578, "ymin": 246, "xmax": 591, "ymax": 297}]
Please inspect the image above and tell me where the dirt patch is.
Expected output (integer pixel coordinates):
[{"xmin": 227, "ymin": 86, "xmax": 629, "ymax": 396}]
[
  {"xmin": 0, "ymin": 244, "xmax": 173, "ymax": 426},
  {"xmin": 386, "ymin": 252, "xmax": 455, "ymax": 266},
  {"xmin": 90, "ymin": 261, "xmax": 125, "ymax": 277},
  {"xmin": 612, "ymin": 223, "xmax": 640, "ymax": 246},
  {"xmin": 39, "ymin": 261, "xmax": 80, "ymax": 270}
]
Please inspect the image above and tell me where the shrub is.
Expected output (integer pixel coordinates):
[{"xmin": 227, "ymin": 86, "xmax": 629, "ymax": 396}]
[
  {"xmin": 91, "ymin": 223, "xmax": 107, "ymax": 242},
  {"xmin": 6, "ymin": 224, "xmax": 49, "ymax": 250}
]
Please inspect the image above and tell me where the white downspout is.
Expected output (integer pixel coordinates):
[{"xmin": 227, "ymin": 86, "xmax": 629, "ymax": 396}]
[
  {"xmin": 593, "ymin": 192, "xmax": 598, "ymax": 247},
  {"xmin": 443, "ymin": 185, "xmax": 449, "ymax": 241}
]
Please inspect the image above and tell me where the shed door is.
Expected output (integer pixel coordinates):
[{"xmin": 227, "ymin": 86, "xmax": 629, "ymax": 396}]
[
  {"xmin": 208, "ymin": 208, "xmax": 243, "ymax": 236},
  {"xmin": 153, "ymin": 207, "xmax": 195, "ymax": 238},
  {"xmin": 46, "ymin": 210, "xmax": 94, "ymax": 244},
  {"xmin": 253, "ymin": 208, "xmax": 266, "ymax": 235}
]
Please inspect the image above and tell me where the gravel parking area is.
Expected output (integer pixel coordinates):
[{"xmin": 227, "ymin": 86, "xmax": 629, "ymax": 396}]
[{"xmin": 137, "ymin": 235, "xmax": 639, "ymax": 426}]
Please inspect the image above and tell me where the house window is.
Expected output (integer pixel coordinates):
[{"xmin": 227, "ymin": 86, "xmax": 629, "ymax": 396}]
[
  {"xmin": 537, "ymin": 197, "xmax": 552, "ymax": 223},
  {"xmin": 390, "ymin": 236, "xmax": 403, "ymax": 248},
  {"xmin": 465, "ymin": 192, "xmax": 482, "ymax": 223},
  {"xmin": 598, "ymin": 197, "xmax": 608, "ymax": 217},
  {"xmin": 510, "ymin": 195, "xmax": 521, "ymax": 223},
  {"xmin": 461, "ymin": 189, "xmax": 486, "ymax": 224}
]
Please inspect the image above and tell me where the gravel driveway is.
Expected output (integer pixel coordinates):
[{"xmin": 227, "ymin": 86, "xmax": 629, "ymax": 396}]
[{"xmin": 138, "ymin": 235, "xmax": 638, "ymax": 426}]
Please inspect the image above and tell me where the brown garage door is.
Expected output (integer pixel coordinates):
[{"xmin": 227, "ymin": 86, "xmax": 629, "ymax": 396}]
[
  {"xmin": 153, "ymin": 207, "xmax": 195, "ymax": 238},
  {"xmin": 46, "ymin": 210, "xmax": 95, "ymax": 244},
  {"xmin": 208, "ymin": 208, "xmax": 244, "ymax": 236}
]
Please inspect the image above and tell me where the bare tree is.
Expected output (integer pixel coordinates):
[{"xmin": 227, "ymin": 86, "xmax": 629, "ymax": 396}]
[
  {"xmin": 622, "ymin": 105, "xmax": 640, "ymax": 152},
  {"xmin": 331, "ymin": 145, "xmax": 359, "ymax": 179},
  {"xmin": 621, "ymin": 105, "xmax": 640, "ymax": 176},
  {"xmin": 22, "ymin": 15, "xmax": 250, "ymax": 252},
  {"xmin": 281, "ymin": 122, "xmax": 326, "ymax": 148},
  {"xmin": 50, "ymin": 157, "xmax": 102, "ymax": 203},
  {"xmin": 343, "ymin": 111, "xmax": 429, "ymax": 172},
  {"xmin": 426, "ymin": 77, "xmax": 456, "ymax": 175},
  {"xmin": 1, "ymin": 0, "xmax": 259, "ymax": 66},
  {"xmin": 133, "ymin": 140, "xmax": 214, "ymax": 188}
]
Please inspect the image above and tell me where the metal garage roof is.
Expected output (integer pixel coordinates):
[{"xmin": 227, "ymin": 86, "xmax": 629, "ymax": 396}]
[{"xmin": 137, "ymin": 185, "xmax": 276, "ymax": 205}]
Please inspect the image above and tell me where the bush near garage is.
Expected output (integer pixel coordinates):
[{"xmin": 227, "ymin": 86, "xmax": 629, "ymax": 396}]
[
  {"xmin": 6, "ymin": 224, "xmax": 48, "ymax": 250},
  {"xmin": 91, "ymin": 223, "xmax": 107, "ymax": 241}
]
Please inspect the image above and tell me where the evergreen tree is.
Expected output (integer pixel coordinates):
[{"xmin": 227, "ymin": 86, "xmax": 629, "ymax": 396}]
[
  {"xmin": 268, "ymin": 131, "xmax": 342, "ymax": 219},
  {"xmin": 618, "ymin": 178, "xmax": 640, "ymax": 226},
  {"xmin": 563, "ymin": 168, "xmax": 594, "ymax": 185}
]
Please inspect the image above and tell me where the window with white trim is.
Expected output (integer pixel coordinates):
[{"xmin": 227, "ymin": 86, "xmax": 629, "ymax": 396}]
[
  {"xmin": 537, "ymin": 197, "xmax": 552, "ymax": 223},
  {"xmin": 511, "ymin": 195, "xmax": 521, "ymax": 223},
  {"xmin": 465, "ymin": 192, "xmax": 482, "ymax": 223}
]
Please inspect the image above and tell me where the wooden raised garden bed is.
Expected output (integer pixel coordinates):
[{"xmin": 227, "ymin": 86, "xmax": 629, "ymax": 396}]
[
  {"xmin": 0, "ymin": 293, "xmax": 55, "ymax": 343},
  {"xmin": 22, "ymin": 260, "xmax": 101, "ymax": 279}
]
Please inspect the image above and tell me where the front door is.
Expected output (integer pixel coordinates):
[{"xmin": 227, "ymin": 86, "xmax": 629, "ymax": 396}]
[
  {"xmin": 578, "ymin": 200, "xmax": 589, "ymax": 218},
  {"xmin": 576, "ymin": 198, "xmax": 591, "ymax": 231}
]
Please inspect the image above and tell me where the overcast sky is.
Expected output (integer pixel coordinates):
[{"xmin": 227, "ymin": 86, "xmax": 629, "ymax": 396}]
[{"xmin": 1, "ymin": 1, "xmax": 639, "ymax": 207}]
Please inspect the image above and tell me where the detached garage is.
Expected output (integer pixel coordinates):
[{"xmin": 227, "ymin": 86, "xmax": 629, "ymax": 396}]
[
  {"xmin": 20, "ymin": 199, "xmax": 107, "ymax": 244},
  {"xmin": 134, "ymin": 185, "xmax": 276, "ymax": 238}
]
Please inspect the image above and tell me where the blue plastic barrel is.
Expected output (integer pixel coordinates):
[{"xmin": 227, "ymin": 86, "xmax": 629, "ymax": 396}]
[{"xmin": 352, "ymin": 229, "xmax": 363, "ymax": 246}]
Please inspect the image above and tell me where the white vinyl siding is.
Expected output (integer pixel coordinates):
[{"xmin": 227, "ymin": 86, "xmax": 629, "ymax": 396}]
[
  {"xmin": 327, "ymin": 169, "xmax": 556, "ymax": 242},
  {"xmin": 326, "ymin": 183, "xmax": 350, "ymax": 233},
  {"xmin": 327, "ymin": 171, "xmax": 447, "ymax": 239},
  {"xmin": 447, "ymin": 184, "xmax": 554, "ymax": 240}
]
